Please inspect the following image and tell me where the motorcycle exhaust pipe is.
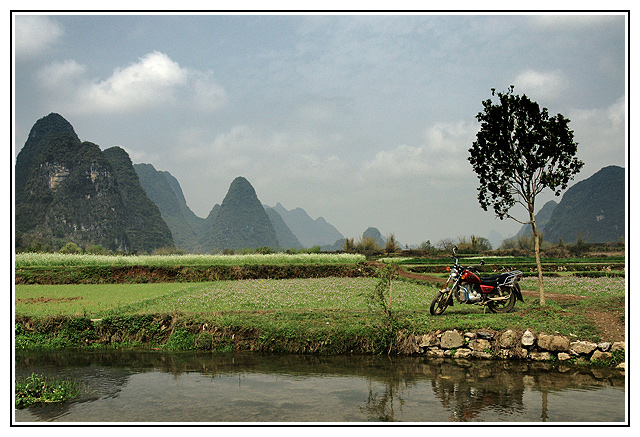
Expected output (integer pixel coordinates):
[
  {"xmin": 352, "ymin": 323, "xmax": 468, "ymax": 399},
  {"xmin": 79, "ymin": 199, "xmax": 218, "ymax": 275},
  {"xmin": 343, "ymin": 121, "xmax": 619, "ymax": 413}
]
[{"xmin": 486, "ymin": 295, "xmax": 510, "ymax": 301}]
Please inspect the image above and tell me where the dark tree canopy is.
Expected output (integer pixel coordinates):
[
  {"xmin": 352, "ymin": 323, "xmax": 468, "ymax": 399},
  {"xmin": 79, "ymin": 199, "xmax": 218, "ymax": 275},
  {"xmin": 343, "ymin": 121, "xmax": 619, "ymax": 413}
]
[
  {"xmin": 468, "ymin": 86, "xmax": 584, "ymax": 306},
  {"xmin": 468, "ymin": 86, "xmax": 584, "ymax": 223}
]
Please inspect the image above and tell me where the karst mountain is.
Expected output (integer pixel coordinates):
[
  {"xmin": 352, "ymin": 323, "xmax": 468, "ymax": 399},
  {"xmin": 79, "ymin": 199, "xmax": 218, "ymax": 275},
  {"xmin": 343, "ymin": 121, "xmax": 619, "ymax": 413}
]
[
  {"xmin": 15, "ymin": 113, "xmax": 624, "ymax": 253},
  {"xmin": 15, "ymin": 113, "xmax": 173, "ymax": 252},
  {"xmin": 512, "ymin": 165, "xmax": 625, "ymax": 244}
]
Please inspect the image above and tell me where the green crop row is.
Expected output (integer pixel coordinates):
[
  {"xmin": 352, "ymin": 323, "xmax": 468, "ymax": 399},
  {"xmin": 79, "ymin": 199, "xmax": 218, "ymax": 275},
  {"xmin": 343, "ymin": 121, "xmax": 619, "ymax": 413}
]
[
  {"xmin": 385, "ymin": 255, "xmax": 626, "ymax": 266},
  {"xmin": 15, "ymin": 252, "xmax": 366, "ymax": 269}
]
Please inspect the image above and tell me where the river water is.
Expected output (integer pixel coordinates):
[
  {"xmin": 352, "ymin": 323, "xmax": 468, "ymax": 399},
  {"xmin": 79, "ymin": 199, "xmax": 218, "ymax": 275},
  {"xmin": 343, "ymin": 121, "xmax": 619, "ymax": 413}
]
[{"xmin": 14, "ymin": 350, "xmax": 626, "ymax": 424}]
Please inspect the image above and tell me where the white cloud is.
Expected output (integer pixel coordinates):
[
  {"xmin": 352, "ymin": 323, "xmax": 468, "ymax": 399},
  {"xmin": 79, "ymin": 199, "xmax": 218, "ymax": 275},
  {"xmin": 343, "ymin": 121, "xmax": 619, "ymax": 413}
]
[
  {"xmin": 512, "ymin": 69, "xmax": 569, "ymax": 102},
  {"xmin": 606, "ymin": 95, "xmax": 626, "ymax": 128},
  {"xmin": 14, "ymin": 15, "xmax": 64, "ymax": 61},
  {"xmin": 36, "ymin": 51, "xmax": 226, "ymax": 116},
  {"xmin": 36, "ymin": 59, "xmax": 86, "ymax": 90},
  {"xmin": 360, "ymin": 120, "xmax": 476, "ymax": 181},
  {"xmin": 361, "ymin": 144, "xmax": 429, "ymax": 178},
  {"xmin": 208, "ymin": 125, "xmax": 256, "ymax": 155},
  {"xmin": 569, "ymin": 96, "xmax": 626, "ymax": 168},
  {"xmin": 117, "ymin": 146, "xmax": 160, "ymax": 167},
  {"xmin": 78, "ymin": 51, "xmax": 188, "ymax": 113},
  {"xmin": 164, "ymin": 123, "xmax": 352, "ymax": 217},
  {"xmin": 530, "ymin": 14, "xmax": 623, "ymax": 30}
]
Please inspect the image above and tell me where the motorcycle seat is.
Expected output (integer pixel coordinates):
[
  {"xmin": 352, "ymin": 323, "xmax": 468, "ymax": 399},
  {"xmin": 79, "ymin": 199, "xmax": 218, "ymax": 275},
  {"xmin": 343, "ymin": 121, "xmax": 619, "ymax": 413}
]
[{"xmin": 480, "ymin": 272, "xmax": 514, "ymax": 287}]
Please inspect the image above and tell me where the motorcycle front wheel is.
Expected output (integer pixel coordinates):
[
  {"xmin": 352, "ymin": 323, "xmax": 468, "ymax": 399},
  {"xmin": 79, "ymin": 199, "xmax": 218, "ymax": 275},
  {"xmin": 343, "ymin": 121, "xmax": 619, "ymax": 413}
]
[
  {"xmin": 430, "ymin": 290, "xmax": 452, "ymax": 315},
  {"xmin": 487, "ymin": 285, "xmax": 517, "ymax": 313}
]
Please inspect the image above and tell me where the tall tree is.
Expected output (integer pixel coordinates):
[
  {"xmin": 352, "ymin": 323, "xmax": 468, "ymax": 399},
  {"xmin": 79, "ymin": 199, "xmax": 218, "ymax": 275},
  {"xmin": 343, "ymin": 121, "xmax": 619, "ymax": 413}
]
[{"xmin": 468, "ymin": 86, "xmax": 583, "ymax": 305}]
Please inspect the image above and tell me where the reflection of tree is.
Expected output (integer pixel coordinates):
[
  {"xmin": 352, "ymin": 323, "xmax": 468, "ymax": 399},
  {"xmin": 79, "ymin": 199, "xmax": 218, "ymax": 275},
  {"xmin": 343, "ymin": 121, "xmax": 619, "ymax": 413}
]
[
  {"xmin": 360, "ymin": 380, "xmax": 403, "ymax": 422},
  {"xmin": 429, "ymin": 363, "xmax": 526, "ymax": 421},
  {"xmin": 541, "ymin": 391, "xmax": 548, "ymax": 422},
  {"xmin": 357, "ymin": 357, "xmax": 423, "ymax": 422}
]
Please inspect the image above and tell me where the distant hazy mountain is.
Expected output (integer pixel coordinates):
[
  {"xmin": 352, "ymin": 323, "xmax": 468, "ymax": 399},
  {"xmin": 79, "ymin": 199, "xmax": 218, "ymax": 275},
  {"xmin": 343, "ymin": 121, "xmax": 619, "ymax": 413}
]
[
  {"xmin": 543, "ymin": 165, "xmax": 625, "ymax": 244},
  {"xmin": 134, "ymin": 163, "xmax": 212, "ymax": 252},
  {"xmin": 135, "ymin": 167, "xmax": 340, "ymax": 252},
  {"xmin": 362, "ymin": 227, "xmax": 386, "ymax": 248},
  {"xmin": 269, "ymin": 202, "xmax": 344, "ymax": 248},
  {"xmin": 203, "ymin": 177, "xmax": 280, "ymax": 251},
  {"xmin": 16, "ymin": 114, "xmax": 346, "ymax": 254},
  {"xmin": 487, "ymin": 230, "xmax": 505, "ymax": 250},
  {"xmin": 15, "ymin": 113, "xmax": 173, "ymax": 252},
  {"xmin": 264, "ymin": 207, "xmax": 303, "ymax": 250},
  {"xmin": 506, "ymin": 166, "xmax": 625, "ymax": 245}
]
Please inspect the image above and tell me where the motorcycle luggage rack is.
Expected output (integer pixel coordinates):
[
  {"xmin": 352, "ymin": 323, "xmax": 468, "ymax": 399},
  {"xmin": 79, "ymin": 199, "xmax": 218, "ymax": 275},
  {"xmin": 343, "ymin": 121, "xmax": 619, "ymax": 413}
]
[{"xmin": 498, "ymin": 270, "xmax": 523, "ymax": 287}]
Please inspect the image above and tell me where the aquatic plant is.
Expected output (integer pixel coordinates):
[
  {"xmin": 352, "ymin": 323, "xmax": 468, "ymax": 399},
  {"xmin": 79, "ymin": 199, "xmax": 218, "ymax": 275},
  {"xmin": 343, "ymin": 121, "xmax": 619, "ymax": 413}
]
[{"xmin": 15, "ymin": 373, "xmax": 82, "ymax": 408}]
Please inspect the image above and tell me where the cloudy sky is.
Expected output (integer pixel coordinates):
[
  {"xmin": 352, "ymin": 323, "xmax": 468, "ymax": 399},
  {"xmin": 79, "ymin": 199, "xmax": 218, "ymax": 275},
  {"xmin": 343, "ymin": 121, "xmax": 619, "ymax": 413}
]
[{"xmin": 12, "ymin": 12, "xmax": 628, "ymax": 247}]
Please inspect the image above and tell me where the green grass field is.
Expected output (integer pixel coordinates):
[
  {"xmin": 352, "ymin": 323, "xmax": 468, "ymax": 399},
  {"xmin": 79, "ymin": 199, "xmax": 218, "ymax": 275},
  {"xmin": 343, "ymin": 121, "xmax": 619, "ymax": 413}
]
[
  {"xmin": 15, "ymin": 278, "xmax": 431, "ymax": 317},
  {"xmin": 519, "ymin": 276, "xmax": 625, "ymax": 297},
  {"xmin": 15, "ymin": 275, "xmax": 625, "ymax": 318}
]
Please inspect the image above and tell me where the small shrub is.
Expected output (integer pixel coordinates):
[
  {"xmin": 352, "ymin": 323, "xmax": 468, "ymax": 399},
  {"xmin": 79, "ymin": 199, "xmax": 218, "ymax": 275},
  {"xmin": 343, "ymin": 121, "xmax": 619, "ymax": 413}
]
[
  {"xmin": 343, "ymin": 238, "xmax": 355, "ymax": 252},
  {"xmin": 163, "ymin": 328, "xmax": 194, "ymax": 351},
  {"xmin": 385, "ymin": 234, "xmax": 399, "ymax": 253},
  {"xmin": 356, "ymin": 236, "xmax": 380, "ymax": 252},
  {"xmin": 59, "ymin": 242, "xmax": 82, "ymax": 254}
]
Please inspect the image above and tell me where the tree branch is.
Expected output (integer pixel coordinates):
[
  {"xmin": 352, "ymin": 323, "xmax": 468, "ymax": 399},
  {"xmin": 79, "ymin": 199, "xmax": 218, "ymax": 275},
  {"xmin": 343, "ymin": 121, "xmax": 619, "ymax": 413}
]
[{"xmin": 506, "ymin": 213, "xmax": 530, "ymax": 225}]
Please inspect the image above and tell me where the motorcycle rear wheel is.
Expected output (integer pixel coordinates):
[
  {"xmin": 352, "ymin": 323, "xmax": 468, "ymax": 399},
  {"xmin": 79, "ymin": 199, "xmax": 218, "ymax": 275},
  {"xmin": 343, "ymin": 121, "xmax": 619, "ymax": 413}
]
[
  {"xmin": 487, "ymin": 286, "xmax": 516, "ymax": 313},
  {"xmin": 430, "ymin": 290, "xmax": 452, "ymax": 315}
]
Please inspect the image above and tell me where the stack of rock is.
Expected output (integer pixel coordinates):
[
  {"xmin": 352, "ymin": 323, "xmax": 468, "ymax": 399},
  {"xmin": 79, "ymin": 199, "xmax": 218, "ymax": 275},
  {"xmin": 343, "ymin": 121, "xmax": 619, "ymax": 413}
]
[{"xmin": 411, "ymin": 329, "xmax": 625, "ymax": 370}]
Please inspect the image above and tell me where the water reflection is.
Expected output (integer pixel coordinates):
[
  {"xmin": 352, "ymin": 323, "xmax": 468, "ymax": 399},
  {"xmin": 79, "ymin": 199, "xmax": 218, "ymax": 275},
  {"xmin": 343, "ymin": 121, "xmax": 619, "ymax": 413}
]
[{"xmin": 14, "ymin": 351, "xmax": 625, "ymax": 423}]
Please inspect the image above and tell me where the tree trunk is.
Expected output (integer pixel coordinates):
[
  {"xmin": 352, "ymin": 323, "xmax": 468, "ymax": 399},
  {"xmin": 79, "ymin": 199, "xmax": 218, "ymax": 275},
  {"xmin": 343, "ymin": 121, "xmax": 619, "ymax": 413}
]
[{"xmin": 530, "ymin": 214, "xmax": 546, "ymax": 306}]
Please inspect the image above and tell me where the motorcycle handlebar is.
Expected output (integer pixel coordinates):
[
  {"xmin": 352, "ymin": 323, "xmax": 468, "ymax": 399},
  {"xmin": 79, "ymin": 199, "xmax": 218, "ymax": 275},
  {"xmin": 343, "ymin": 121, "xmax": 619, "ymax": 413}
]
[{"xmin": 451, "ymin": 246, "xmax": 485, "ymax": 270}]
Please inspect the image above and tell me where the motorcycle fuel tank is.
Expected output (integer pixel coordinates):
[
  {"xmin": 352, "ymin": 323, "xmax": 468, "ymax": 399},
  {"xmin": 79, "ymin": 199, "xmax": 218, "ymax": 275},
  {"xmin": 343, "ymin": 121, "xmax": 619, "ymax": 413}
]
[{"xmin": 462, "ymin": 270, "xmax": 481, "ymax": 284}]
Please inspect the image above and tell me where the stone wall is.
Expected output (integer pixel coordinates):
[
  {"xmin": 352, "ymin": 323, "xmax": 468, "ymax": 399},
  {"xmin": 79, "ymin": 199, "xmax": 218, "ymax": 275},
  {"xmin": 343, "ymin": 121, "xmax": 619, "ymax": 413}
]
[{"xmin": 408, "ymin": 329, "xmax": 625, "ymax": 370}]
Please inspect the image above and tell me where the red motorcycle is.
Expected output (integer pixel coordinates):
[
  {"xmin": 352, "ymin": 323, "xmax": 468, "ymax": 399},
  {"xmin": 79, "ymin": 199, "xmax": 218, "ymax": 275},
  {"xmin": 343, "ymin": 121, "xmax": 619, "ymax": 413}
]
[{"xmin": 430, "ymin": 246, "xmax": 523, "ymax": 315}]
